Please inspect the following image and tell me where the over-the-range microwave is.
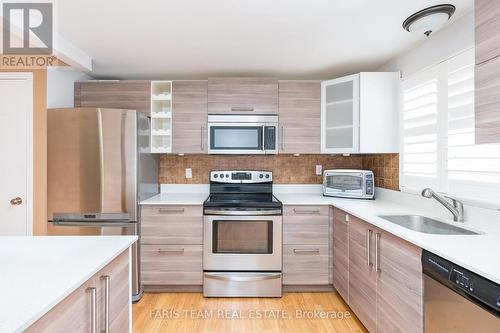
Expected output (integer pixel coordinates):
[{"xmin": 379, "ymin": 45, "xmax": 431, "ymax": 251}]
[
  {"xmin": 207, "ymin": 115, "xmax": 278, "ymax": 154},
  {"xmin": 323, "ymin": 169, "xmax": 375, "ymax": 199}
]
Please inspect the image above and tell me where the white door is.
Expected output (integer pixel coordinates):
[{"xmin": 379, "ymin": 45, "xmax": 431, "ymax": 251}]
[
  {"xmin": 0, "ymin": 72, "xmax": 33, "ymax": 235},
  {"xmin": 321, "ymin": 74, "xmax": 360, "ymax": 153}
]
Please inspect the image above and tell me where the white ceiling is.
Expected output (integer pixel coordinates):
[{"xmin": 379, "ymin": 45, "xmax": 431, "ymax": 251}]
[{"xmin": 57, "ymin": 0, "xmax": 473, "ymax": 79}]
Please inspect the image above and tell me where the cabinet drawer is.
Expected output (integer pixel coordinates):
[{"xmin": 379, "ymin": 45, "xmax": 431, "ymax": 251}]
[
  {"xmin": 283, "ymin": 245, "xmax": 329, "ymax": 285},
  {"xmin": 283, "ymin": 206, "xmax": 329, "ymax": 245},
  {"xmin": 141, "ymin": 205, "xmax": 203, "ymax": 244},
  {"xmin": 141, "ymin": 245, "xmax": 202, "ymax": 285}
]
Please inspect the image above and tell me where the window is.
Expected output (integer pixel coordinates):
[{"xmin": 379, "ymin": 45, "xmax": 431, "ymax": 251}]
[{"xmin": 400, "ymin": 48, "xmax": 500, "ymax": 205}]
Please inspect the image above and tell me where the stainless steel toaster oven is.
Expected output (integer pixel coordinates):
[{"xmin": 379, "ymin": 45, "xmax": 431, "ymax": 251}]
[{"xmin": 323, "ymin": 169, "xmax": 374, "ymax": 199}]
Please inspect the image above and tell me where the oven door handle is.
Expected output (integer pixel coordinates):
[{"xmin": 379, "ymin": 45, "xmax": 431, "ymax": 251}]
[
  {"xmin": 204, "ymin": 273, "xmax": 280, "ymax": 282},
  {"xmin": 203, "ymin": 209, "xmax": 282, "ymax": 216}
]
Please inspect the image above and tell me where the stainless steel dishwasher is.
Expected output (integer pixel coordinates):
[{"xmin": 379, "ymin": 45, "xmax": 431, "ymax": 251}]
[{"xmin": 422, "ymin": 250, "xmax": 500, "ymax": 332}]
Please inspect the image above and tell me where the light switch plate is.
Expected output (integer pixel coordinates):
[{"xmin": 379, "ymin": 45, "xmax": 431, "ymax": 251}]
[
  {"xmin": 185, "ymin": 168, "xmax": 192, "ymax": 179},
  {"xmin": 315, "ymin": 165, "xmax": 322, "ymax": 176}
]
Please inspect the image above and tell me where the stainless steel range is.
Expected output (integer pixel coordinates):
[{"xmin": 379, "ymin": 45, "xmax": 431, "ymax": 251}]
[{"xmin": 203, "ymin": 170, "xmax": 282, "ymax": 297}]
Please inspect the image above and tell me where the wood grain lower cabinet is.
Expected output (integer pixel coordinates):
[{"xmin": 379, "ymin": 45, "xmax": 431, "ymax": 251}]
[
  {"xmin": 283, "ymin": 245, "xmax": 329, "ymax": 285},
  {"xmin": 141, "ymin": 245, "xmax": 203, "ymax": 285},
  {"xmin": 208, "ymin": 77, "xmax": 278, "ymax": 114},
  {"xmin": 475, "ymin": 55, "xmax": 500, "ymax": 144},
  {"xmin": 74, "ymin": 80, "xmax": 151, "ymax": 116},
  {"xmin": 172, "ymin": 80, "xmax": 208, "ymax": 153},
  {"xmin": 343, "ymin": 215, "xmax": 423, "ymax": 333},
  {"xmin": 278, "ymin": 80, "xmax": 321, "ymax": 153},
  {"xmin": 283, "ymin": 205, "xmax": 329, "ymax": 245},
  {"xmin": 141, "ymin": 205, "xmax": 203, "ymax": 245},
  {"xmin": 282, "ymin": 205, "xmax": 330, "ymax": 287},
  {"xmin": 332, "ymin": 208, "xmax": 349, "ymax": 302},
  {"xmin": 376, "ymin": 230, "xmax": 423, "ymax": 333},
  {"xmin": 348, "ymin": 215, "xmax": 377, "ymax": 333},
  {"xmin": 140, "ymin": 205, "xmax": 203, "ymax": 286},
  {"xmin": 26, "ymin": 251, "xmax": 130, "ymax": 333}
]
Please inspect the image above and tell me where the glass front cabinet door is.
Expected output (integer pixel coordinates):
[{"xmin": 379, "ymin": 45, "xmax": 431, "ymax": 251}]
[{"xmin": 321, "ymin": 74, "xmax": 360, "ymax": 153}]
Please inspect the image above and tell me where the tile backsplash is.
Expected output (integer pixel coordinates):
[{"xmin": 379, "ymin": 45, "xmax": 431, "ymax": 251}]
[{"xmin": 159, "ymin": 153, "xmax": 400, "ymax": 191}]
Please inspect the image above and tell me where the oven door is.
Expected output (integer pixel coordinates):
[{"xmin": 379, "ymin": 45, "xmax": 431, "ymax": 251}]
[{"xmin": 203, "ymin": 215, "xmax": 282, "ymax": 271}]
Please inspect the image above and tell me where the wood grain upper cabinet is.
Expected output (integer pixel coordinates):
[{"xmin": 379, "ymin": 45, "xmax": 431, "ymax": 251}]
[
  {"xmin": 332, "ymin": 208, "xmax": 349, "ymax": 303},
  {"xmin": 475, "ymin": 39, "xmax": 500, "ymax": 144},
  {"xmin": 278, "ymin": 80, "xmax": 321, "ymax": 153},
  {"xmin": 207, "ymin": 77, "xmax": 278, "ymax": 114},
  {"xmin": 475, "ymin": 0, "xmax": 500, "ymax": 65},
  {"xmin": 348, "ymin": 215, "xmax": 377, "ymax": 333},
  {"xmin": 74, "ymin": 80, "xmax": 151, "ymax": 116},
  {"xmin": 172, "ymin": 81, "xmax": 207, "ymax": 153},
  {"xmin": 376, "ymin": 230, "xmax": 423, "ymax": 333}
]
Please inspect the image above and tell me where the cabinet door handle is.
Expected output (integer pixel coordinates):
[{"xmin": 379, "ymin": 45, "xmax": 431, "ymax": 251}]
[
  {"xmin": 293, "ymin": 249, "xmax": 320, "ymax": 255},
  {"xmin": 101, "ymin": 275, "xmax": 110, "ymax": 333},
  {"xmin": 158, "ymin": 208, "xmax": 185, "ymax": 214},
  {"xmin": 280, "ymin": 126, "xmax": 285, "ymax": 150},
  {"xmin": 293, "ymin": 208, "xmax": 320, "ymax": 215},
  {"xmin": 366, "ymin": 229, "xmax": 373, "ymax": 267},
  {"xmin": 345, "ymin": 214, "xmax": 350, "ymax": 223},
  {"xmin": 231, "ymin": 107, "xmax": 254, "ymax": 112},
  {"xmin": 200, "ymin": 125, "xmax": 205, "ymax": 150},
  {"xmin": 375, "ymin": 233, "xmax": 381, "ymax": 272},
  {"xmin": 158, "ymin": 248, "xmax": 185, "ymax": 254},
  {"xmin": 87, "ymin": 287, "xmax": 97, "ymax": 333}
]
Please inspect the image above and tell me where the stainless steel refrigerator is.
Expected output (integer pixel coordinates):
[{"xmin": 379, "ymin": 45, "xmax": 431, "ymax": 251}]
[{"xmin": 47, "ymin": 108, "xmax": 159, "ymax": 302}]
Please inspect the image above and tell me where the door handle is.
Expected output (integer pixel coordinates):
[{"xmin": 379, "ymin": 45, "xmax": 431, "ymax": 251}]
[
  {"xmin": 101, "ymin": 276, "xmax": 110, "ymax": 333},
  {"xmin": 200, "ymin": 125, "xmax": 205, "ymax": 150},
  {"xmin": 293, "ymin": 208, "xmax": 320, "ymax": 215},
  {"xmin": 231, "ymin": 107, "xmax": 254, "ymax": 112},
  {"xmin": 293, "ymin": 249, "xmax": 320, "ymax": 255},
  {"xmin": 158, "ymin": 208, "xmax": 185, "ymax": 214},
  {"xmin": 10, "ymin": 197, "xmax": 22, "ymax": 205},
  {"xmin": 87, "ymin": 287, "xmax": 97, "ymax": 333},
  {"xmin": 375, "ymin": 233, "xmax": 381, "ymax": 272},
  {"xmin": 280, "ymin": 126, "xmax": 285, "ymax": 150},
  {"xmin": 158, "ymin": 248, "xmax": 185, "ymax": 254},
  {"xmin": 205, "ymin": 273, "xmax": 280, "ymax": 282},
  {"xmin": 367, "ymin": 229, "xmax": 373, "ymax": 267}
]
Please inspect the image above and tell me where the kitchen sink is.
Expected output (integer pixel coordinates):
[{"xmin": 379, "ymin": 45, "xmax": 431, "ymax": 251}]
[{"xmin": 377, "ymin": 215, "xmax": 480, "ymax": 235}]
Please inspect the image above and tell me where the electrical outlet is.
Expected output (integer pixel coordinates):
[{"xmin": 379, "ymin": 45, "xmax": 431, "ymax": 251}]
[
  {"xmin": 185, "ymin": 168, "xmax": 192, "ymax": 179},
  {"xmin": 315, "ymin": 165, "xmax": 322, "ymax": 176}
]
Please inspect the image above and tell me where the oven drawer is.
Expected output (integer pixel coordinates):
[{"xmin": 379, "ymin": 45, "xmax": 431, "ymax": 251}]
[
  {"xmin": 141, "ymin": 205, "xmax": 203, "ymax": 244},
  {"xmin": 283, "ymin": 205, "xmax": 329, "ymax": 245},
  {"xmin": 141, "ymin": 245, "xmax": 202, "ymax": 285},
  {"xmin": 283, "ymin": 245, "xmax": 329, "ymax": 285},
  {"xmin": 203, "ymin": 272, "xmax": 282, "ymax": 297}
]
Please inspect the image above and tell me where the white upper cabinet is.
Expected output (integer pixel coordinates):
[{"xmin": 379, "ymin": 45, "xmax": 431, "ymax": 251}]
[{"xmin": 321, "ymin": 72, "xmax": 399, "ymax": 154}]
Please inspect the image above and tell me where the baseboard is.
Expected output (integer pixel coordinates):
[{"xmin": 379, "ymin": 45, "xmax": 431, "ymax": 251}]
[
  {"xmin": 283, "ymin": 285, "xmax": 335, "ymax": 292},
  {"xmin": 143, "ymin": 285, "xmax": 203, "ymax": 293}
]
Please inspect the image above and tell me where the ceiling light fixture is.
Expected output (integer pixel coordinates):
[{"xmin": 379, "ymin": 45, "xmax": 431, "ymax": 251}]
[{"xmin": 402, "ymin": 4, "xmax": 456, "ymax": 37}]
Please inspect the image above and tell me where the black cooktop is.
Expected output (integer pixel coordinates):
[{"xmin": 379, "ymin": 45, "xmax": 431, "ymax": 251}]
[{"xmin": 204, "ymin": 193, "xmax": 282, "ymax": 208}]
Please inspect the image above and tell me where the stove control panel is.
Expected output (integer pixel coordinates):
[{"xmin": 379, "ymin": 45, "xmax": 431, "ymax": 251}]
[{"xmin": 210, "ymin": 171, "xmax": 272, "ymax": 183}]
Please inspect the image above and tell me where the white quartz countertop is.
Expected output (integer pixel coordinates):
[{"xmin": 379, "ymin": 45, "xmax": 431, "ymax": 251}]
[
  {"xmin": 0, "ymin": 236, "xmax": 137, "ymax": 333},
  {"xmin": 140, "ymin": 192, "xmax": 208, "ymax": 205},
  {"xmin": 145, "ymin": 185, "xmax": 500, "ymax": 285}
]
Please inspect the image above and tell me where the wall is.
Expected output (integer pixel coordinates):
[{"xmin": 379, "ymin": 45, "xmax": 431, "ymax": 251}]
[
  {"xmin": 378, "ymin": 11, "xmax": 474, "ymax": 77},
  {"xmin": 159, "ymin": 154, "xmax": 399, "ymax": 191},
  {"xmin": 47, "ymin": 67, "xmax": 92, "ymax": 108}
]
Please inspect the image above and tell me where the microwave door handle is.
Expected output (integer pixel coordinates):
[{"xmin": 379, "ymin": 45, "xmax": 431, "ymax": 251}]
[{"xmin": 262, "ymin": 125, "xmax": 265, "ymax": 151}]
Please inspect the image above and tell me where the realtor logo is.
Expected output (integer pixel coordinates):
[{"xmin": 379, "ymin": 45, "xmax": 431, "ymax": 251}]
[{"xmin": 2, "ymin": 2, "xmax": 53, "ymax": 54}]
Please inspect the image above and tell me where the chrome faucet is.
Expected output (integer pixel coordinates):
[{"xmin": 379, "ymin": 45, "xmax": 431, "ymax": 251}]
[{"xmin": 421, "ymin": 188, "xmax": 465, "ymax": 222}]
